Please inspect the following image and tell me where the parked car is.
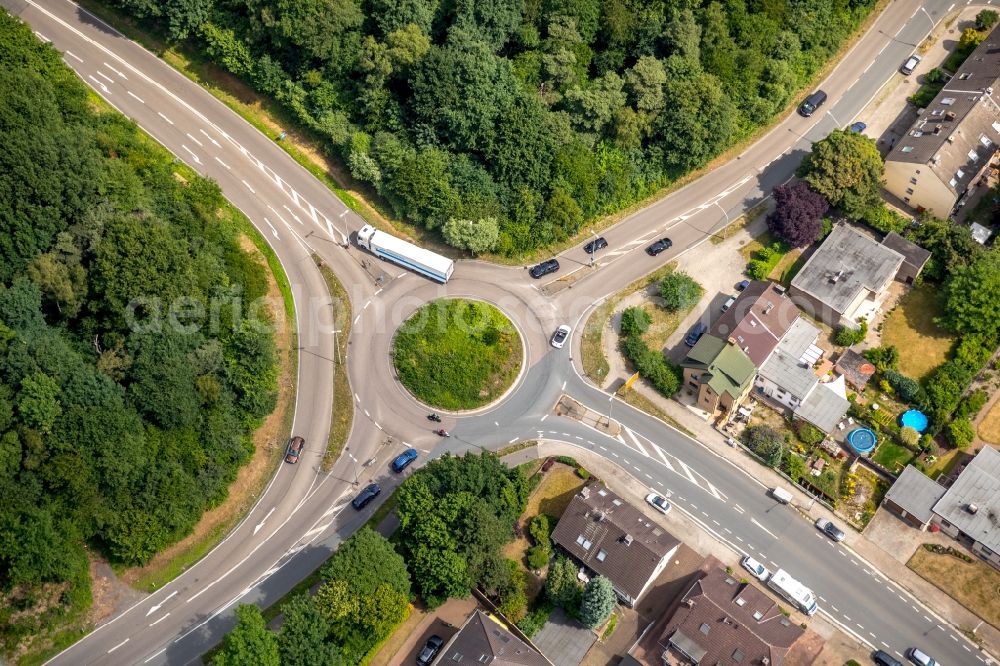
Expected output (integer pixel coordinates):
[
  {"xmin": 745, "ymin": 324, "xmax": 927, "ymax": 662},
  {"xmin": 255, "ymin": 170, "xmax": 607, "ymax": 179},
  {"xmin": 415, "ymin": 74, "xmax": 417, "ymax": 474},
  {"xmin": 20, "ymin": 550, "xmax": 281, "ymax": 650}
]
[
  {"xmin": 736, "ymin": 279, "xmax": 751, "ymax": 291},
  {"xmin": 584, "ymin": 236, "xmax": 608, "ymax": 254},
  {"xmin": 416, "ymin": 635, "xmax": 444, "ymax": 665},
  {"xmin": 740, "ymin": 555, "xmax": 769, "ymax": 582},
  {"xmin": 872, "ymin": 650, "xmax": 903, "ymax": 666},
  {"xmin": 351, "ymin": 483, "xmax": 381, "ymax": 510},
  {"xmin": 849, "ymin": 121, "xmax": 867, "ymax": 133},
  {"xmin": 285, "ymin": 436, "xmax": 304, "ymax": 464},
  {"xmin": 551, "ymin": 324, "xmax": 571, "ymax": 349},
  {"xmin": 770, "ymin": 487, "xmax": 793, "ymax": 504},
  {"xmin": 904, "ymin": 648, "xmax": 936, "ymax": 666},
  {"xmin": 646, "ymin": 237, "xmax": 673, "ymax": 256},
  {"xmin": 798, "ymin": 90, "xmax": 827, "ymax": 117},
  {"xmin": 900, "ymin": 54, "xmax": 922, "ymax": 75},
  {"xmin": 684, "ymin": 321, "xmax": 708, "ymax": 347},
  {"xmin": 645, "ymin": 493, "xmax": 672, "ymax": 515},
  {"xmin": 391, "ymin": 448, "xmax": 419, "ymax": 473},
  {"xmin": 529, "ymin": 259, "xmax": 560, "ymax": 279},
  {"xmin": 815, "ymin": 517, "xmax": 846, "ymax": 542},
  {"xmin": 721, "ymin": 296, "xmax": 736, "ymax": 312}
]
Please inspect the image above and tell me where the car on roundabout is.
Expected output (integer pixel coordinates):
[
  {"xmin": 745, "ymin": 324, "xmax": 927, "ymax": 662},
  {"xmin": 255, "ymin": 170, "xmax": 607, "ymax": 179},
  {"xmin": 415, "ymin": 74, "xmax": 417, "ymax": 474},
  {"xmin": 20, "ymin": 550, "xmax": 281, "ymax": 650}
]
[{"xmin": 551, "ymin": 325, "xmax": 571, "ymax": 349}]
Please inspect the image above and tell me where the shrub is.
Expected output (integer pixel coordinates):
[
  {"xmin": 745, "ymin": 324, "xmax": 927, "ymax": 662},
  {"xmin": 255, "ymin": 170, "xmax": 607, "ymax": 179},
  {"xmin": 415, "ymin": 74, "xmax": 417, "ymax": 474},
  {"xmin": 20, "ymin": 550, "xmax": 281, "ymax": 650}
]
[
  {"xmin": 864, "ymin": 346, "xmax": 899, "ymax": 373},
  {"xmin": 861, "ymin": 205, "xmax": 908, "ymax": 234},
  {"xmin": 546, "ymin": 557, "xmax": 582, "ymax": 610},
  {"xmin": 659, "ymin": 272, "xmax": 702, "ymax": 312},
  {"xmin": 956, "ymin": 389, "xmax": 988, "ymax": 420},
  {"xmin": 784, "ymin": 453, "xmax": 808, "ymax": 481},
  {"xmin": 555, "ymin": 455, "xmax": 579, "ymax": 467},
  {"xmin": 746, "ymin": 259, "xmax": 771, "ymax": 280},
  {"xmin": 527, "ymin": 545, "xmax": 551, "ymax": 570},
  {"xmin": 516, "ymin": 602, "xmax": 553, "ymax": 637},
  {"xmin": 619, "ymin": 306, "xmax": 651, "ymax": 337},
  {"xmin": 529, "ymin": 514, "xmax": 551, "ymax": 546},
  {"xmin": 925, "ymin": 67, "xmax": 946, "ymax": 84},
  {"xmin": 621, "ymin": 336, "xmax": 681, "ymax": 397},
  {"xmin": 884, "ymin": 370, "xmax": 923, "ymax": 404},
  {"xmin": 834, "ymin": 321, "xmax": 867, "ymax": 347},
  {"xmin": 576, "ymin": 468, "xmax": 591, "ymax": 480},
  {"xmin": 900, "ymin": 426, "xmax": 920, "ymax": 448},
  {"xmin": 947, "ymin": 418, "xmax": 975, "ymax": 448},
  {"xmin": 794, "ymin": 422, "xmax": 825, "ymax": 446},
  {"xmin": 977, "ymin": 9, "xmax": 999, "ymax": 30},
  {"xmin": 744, "ymin": 425, "xmax": 787, "ymax": 467}
]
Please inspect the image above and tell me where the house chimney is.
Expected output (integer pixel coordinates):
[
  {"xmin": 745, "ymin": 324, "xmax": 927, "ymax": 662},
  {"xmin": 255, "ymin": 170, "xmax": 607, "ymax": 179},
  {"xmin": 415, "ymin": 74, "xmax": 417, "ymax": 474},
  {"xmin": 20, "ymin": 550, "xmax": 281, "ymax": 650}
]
[
  {"xmin": 622, "ymin": 534, "xmax": 634, "ymax": 546},
  {"xmin": 967, "ymin": 503, "xmax": 979, "ymax": 515},
  {"xmin": 580, "ymin": 486, "xmax": 590, "ymax": 499}
]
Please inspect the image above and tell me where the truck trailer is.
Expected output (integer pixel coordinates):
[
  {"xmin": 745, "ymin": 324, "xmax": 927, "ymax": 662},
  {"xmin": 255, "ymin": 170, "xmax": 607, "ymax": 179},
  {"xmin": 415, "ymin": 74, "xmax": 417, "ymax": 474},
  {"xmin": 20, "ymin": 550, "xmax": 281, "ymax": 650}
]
[
  {"xmin": 767, "ymin": 568, "xmax": 818, "ymax": 616},
  {"xmin": 356, "ymin": 225, "xmax": 454, "ymax": 283}
]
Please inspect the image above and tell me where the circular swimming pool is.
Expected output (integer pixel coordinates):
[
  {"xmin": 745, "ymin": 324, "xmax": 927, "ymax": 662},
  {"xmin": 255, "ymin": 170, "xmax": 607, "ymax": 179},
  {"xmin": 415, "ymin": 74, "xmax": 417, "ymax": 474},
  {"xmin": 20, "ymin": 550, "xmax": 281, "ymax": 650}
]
[
  {"xmin": 900, "ymin": 409, "xmax": 928, "ymax": 433},
  {"xmin": 847, "ymin": 427, "xmax": 877, "ymax": 454}
]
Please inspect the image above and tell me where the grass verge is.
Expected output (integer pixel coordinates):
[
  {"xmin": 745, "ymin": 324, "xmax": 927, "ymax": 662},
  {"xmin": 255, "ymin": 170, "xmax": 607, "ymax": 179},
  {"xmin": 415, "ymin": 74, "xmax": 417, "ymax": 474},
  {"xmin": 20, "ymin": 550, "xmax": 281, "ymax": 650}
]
[
  {"xmin": 880, "ymin": 284, "xmax": 955, "ymax": 381},
  {"xmin": 314, "ymin": 257, "xmax": 355, "ymax": 470},
  {"xmin": 979, "ymin": 399, "xmax": 1000, "ymax": 445},
  {"xmin": 581, "ymin": 262, "xmax": 678, "ymax": 383},
  {"xmin": 908, "ymin": 544, "xmax": 1000, "ymax": 628},
  {"xmin": 710, "ymin": 202, "xmax": 769, "ymax": 245}
]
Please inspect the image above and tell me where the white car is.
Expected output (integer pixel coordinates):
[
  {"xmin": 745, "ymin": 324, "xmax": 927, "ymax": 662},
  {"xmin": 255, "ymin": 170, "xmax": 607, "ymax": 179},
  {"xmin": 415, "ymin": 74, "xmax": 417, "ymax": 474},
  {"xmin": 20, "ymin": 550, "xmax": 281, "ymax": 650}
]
[
  {"xmin": 550, "ymin": 324, "xmax": 571, "ymax": 349},
  {"xmin": 645, "ymin": 493, "xmax": 672, "ymax": 515},
  {"xmin": 721, "ymin": 295, "xmax": 736, "ymax": 312},
  {"xmin": 905, "ymin": 648, "xmax": 937, "ymax": 666},
  {"xmin": 740, "ymin": 555, "xmax": 769, "ymax": 581},
  {"xmin": 900, "ymin": 54, "xmax": 922, "ymax": 76}
]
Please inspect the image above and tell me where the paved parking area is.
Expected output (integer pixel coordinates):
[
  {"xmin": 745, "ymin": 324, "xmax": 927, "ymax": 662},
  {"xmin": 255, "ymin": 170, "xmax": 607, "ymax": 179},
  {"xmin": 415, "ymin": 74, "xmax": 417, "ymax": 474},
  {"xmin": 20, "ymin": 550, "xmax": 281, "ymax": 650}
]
[{"xmin": 532, "ymin": 608, "xmax": 597, "ymax": 666}]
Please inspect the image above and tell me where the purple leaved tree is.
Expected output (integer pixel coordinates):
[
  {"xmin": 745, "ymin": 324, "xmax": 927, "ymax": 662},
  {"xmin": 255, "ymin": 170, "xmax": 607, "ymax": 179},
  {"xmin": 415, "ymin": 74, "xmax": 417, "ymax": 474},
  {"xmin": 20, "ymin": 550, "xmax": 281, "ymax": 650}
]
[{"xmin": 766, "ymin": 182, "xmax": 829, "ymax": 247}]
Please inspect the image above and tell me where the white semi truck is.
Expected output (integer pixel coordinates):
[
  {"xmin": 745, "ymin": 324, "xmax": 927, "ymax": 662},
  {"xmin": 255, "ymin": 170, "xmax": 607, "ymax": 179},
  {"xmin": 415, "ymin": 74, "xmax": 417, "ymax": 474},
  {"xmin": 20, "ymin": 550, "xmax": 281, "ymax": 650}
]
[
  {"xmin": 767, "ymin": 568, "xmax": 818, "ymax": 616},
  {"xmin": 356, "ymin": 225, "xmax": 454, "ymax": 283}
]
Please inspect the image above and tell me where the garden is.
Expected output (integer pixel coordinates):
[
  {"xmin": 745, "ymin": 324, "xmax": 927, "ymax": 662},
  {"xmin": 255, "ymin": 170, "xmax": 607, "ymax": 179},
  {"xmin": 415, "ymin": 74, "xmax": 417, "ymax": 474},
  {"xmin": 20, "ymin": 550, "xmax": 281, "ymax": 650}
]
[
  {"xmin": 879, "ymin": 285, "xmax": 955, "ymax": 381},
  {"xmin": 392, "ymin": 299, "xmax": 522, "ymax": 410}
]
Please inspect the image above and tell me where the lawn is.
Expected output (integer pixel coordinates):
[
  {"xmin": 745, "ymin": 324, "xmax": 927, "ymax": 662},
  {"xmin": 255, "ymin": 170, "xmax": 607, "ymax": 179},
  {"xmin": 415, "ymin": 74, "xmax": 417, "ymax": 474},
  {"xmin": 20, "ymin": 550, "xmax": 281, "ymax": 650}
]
[
  {"xmin": 880, "ymin": 284, "xmax": 955, "ymax": 380},
  {"xmin": 979, "ymin": 399, "xmax": 1000, "ymax": 445},
  {"xmin": 908, "ymin": 545, "xmax": 1000, "ymax": 628},
  {"xmin": 871, "ymin": 440, "xmax": 916, "ymax": 473},
  {"xmin": 393, "ymin": 299, "xmax": 522, "ymax": 410},
  {"xmin": 639, "ymin": 299, "xmax": 696, "ymax": 350}
]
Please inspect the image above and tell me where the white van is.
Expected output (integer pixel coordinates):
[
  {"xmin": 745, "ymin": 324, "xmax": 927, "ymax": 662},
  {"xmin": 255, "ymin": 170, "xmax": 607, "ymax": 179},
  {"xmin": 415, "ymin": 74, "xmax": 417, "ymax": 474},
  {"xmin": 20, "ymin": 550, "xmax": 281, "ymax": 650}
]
[{"xmin": 770, "ymin": 487, "xmax": 793, "ymax": 504}]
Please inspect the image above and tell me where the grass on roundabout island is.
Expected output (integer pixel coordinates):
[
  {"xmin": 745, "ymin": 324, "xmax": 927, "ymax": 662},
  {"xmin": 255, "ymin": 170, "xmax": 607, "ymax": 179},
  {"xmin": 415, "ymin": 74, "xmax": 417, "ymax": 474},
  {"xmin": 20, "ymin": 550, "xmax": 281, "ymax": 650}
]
[{"xmin": 393, "ymin": 299, "xmax": 522, "ymax": 410}]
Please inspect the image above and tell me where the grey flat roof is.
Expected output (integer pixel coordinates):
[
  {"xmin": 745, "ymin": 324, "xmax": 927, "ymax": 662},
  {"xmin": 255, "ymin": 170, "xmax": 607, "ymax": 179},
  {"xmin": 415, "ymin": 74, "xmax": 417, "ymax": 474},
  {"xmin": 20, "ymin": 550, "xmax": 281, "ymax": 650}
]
[
  {"xmin": 932, "ymin": 447, "xmax": 1000, "ymax": 553},
  {"xmin": 791, "ymin": 225, "xmax": 904, "ymax": 315},
  {"xmin": 759, "ymin": 350, "xmax": 818, "ymax": 400},
  {"xmin": 882, "ymin": 233, "xmax": 931, "ymax": 270},
  {"xmin": 794, "ymin": 377, "xmax": 849, "ymax": 433},
  {"xmin": 885, "ymin": 465, "xmax": 946, "ymax": 525}
]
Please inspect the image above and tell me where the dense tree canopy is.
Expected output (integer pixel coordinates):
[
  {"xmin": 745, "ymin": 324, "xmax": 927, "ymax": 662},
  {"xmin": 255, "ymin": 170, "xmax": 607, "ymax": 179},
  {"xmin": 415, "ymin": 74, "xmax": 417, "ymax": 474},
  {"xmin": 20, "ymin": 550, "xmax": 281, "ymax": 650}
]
[
  {"xmin": 766, "ymin": 182, "xmax": 829, "ymax": 247},
  {"xmin": 112, "ymin": 0, "xmax": 877, "ymax": 255},
  {"xmin": 798, "ymin": 130, "xmax": 884, "ymax": 218},
  {"xmin": 0, "ymin": 12, "xmax": 279, "ymax": 655}
]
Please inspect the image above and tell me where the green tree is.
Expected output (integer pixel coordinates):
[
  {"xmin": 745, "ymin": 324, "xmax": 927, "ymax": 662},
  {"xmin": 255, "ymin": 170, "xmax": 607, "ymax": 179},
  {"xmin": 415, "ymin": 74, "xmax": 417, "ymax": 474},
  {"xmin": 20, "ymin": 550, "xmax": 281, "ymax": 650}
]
[
  {"xmin": 545, "ymin": 556, "xmax": 582, "ymax": 610},
  {"xmin": 947, "ymin": 418, "xmax": 975, "ymax": 449},
  {"xmin": 745, "ymin": 425, "xmax": 786, "ymax": 468},
  {"xmin": 17, "ymin": 373, "xmax": 62, "ymax": 434},
  {"xmin": 442, "ymin": 217, "xmax": 500, "ymax": 254},
  {"xmin": 863, "ymin": 346, "xmax": 898, "ymax": 373},
  {"xmin": 657, "ymin": 73, "xmax": 736, "ymax": 172},
  {"xmin": 213, "ymin": 604, "xmax": 279, "ymax": 666},
  {"xmin": 658, "ymin": 272, "xmax": 701, "ymax": 312},
  {"xmin": 977, "ymin": 9, "xmax": 999, "ymax": 30},
  {"xmin": 799, "ymin": 130, "xmax": 884, "ymax": 218},
  {"xmin": 619, "ymin": 306, "xmax": 651, "ymax": 337},
  {"xmin": 900, "ymin": 427, "xmax": 920, "ymax": 448},
  {"xmin": 578, "ymin": 576, "xmax": 615, "ymax": 628},
  {"xmin": 277, "ymin": 594, "xmax": 342, "ymax": 666},
  {"xmin": 321, "ymin": 527, "xmax": 410, "ymax": 597},
  {"xmin": 314, "ymin": 579, "xmax": 358, "ymax": 624},
  {"xmin": 942, "ymin": 252, "xmax": 1000, "ymax": 340},
  {"xmin": 625, "ymin": 56, "xmax": 667, "ymax": 113},
  {"xmin": 784, "ymin": 454, "xmax": 807, "ymax": 482}
]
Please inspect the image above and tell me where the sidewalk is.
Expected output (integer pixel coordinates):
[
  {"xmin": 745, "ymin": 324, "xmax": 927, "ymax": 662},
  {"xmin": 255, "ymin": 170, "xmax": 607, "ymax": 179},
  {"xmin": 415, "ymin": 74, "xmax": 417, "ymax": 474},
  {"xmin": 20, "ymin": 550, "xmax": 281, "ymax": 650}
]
[{"xmin": 597, "ymin": 323, "xmax": 1000, "ymax": 660}]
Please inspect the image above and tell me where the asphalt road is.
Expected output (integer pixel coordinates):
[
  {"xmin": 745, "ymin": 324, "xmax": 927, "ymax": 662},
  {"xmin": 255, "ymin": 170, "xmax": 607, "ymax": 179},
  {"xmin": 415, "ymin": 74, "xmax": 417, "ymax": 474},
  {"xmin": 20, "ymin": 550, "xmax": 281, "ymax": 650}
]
[{"xmin": 4, "ymin": 0, "xmax": 989, "ymax": 664}]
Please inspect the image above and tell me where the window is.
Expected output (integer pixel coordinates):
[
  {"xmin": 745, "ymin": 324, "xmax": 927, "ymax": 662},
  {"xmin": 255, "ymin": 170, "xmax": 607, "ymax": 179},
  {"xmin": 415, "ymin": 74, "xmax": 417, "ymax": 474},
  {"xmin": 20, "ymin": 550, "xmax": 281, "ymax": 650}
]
[
  {"xmin": 597, "ymin": 489, "xmax": 608, "ymax": 496},
  {"xmin": 904, "ymin": 197, "xmax": 911, "ymax": 204},
  {"xmin": 931, "ymin": 109, "xmax": 943, "ymax": 116},
  {"xmin": 957, "ymin": 169, "xmax": 966, "ymax": 179},
  {"xmin": 737, "ymin": 335, "xmax": 744, "ymax": 343},
  {"xmin": 901, "ymin": 146, "xmax": 914, "ymax": 153},
  {"xmin": 942, "ymin": 97, "xmax": 956, "ymax": 105},
  {"xmin": 906, "ymin": 188, "xmax": 914, "ymax": 195},
  {"xmin": 753, "ymin": 610, "xmax": 764, "ymax": 620},
  {"xmin": 950, "ymin": 178, "xmax": 958, "ymax": 188},
  {"xmin": 612, "ymin": 499, "xmax": 622, "ymax": 506},
  {"xmin": 689, "ymin": 381, "xmax": 698, "ymax": 388},
  {"xmin": 910, "ymin": 177, "xmax": 918, "ymax": 184},
  {"xmin": 735, "ymin": 597, "xmax": 747, "ymax": 606},
  {"xmin": 910, "ymin": 130, "xmax": 923, "ymax": 137},
  {"xmin": 596, "ymin": 549, "xmax": 607, "ymax": 562},
  {"xmin": 733, "ymin": 649, "xmax": 745, "ymax": 662},
  {"xmin": 993, "ymin": 121, "xmax": 1000, "ymax": 133},
  {"xmin": 576, "ymin": 535, "xmax": 592, "ymax": 550},
  {"xmin": 970, "ymin": 149, "xmax": 980, "ymax": 162},
  {"xmin": 981, "ymin": 135, "xmax": 993, "ymax": 148},
  {"xmin": 699, "ymin": 623, "xmax": 710, "ymax": 636},
  {"xmin": 960, "ymin": 72, "xmax": 972, "ymax": 80}
]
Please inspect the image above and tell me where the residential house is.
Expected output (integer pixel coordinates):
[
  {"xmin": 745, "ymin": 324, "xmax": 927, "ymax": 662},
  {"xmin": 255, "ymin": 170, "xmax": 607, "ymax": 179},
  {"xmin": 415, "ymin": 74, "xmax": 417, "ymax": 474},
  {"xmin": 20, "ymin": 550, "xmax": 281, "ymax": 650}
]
[
  {"xmin": 755, "ymin": 319, "xmax": 825, "ymax": 412},
  {"xmin": 789, "ymin": 225, "xmax": 905, "ymax": 329},
  {"xmin": 681, "ymin": 335, "xmax": 757, "ymax": 419},
  {"xmin": 643, "ymin": 566, "xmax": 807, "ymax": 666},
  {"xmin": 437, "ymin": 609, "xmax": 552, "ymax": 666},
  {"xmin": 884, "ymin": 25, "xmax": 1000, "ymax": 218},
  {"xmin": 881, "ymin": 232, "xmax": 931, "ymax": 285},
  {"xmin": 882, "ymin": 465, "xmax": 947, "ymax": 530},
  {"xmin": 834, "ymin": 349, "xmax": 876, "ymax": 391},
  {"xmin": 794, "ymin": 375, "xmax": 850, "ymax": 434},
  {"xmin": 883, "ymin": 448, "xmax": 1000, "ymax": 569},
  {"xmin": 551, "ymin": 483, "xmax": 680, "ymax": 607},
  {"xmin": 710, "ymin": 281, "xmax": 800, "ymax": 366}
]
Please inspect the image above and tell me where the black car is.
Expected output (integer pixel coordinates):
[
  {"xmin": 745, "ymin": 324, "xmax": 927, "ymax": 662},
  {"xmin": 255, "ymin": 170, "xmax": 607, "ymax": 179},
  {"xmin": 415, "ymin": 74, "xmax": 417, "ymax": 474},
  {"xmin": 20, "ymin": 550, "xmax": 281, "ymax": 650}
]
[
  {"xmin": 529, "ymin": 259, "xmax": 560, "ymax": 279},
  {"xmin": 584, "ymin": 236, "xmax": 608, "ymax": 254},
  {"xmin": 872, "ymin": 650, "xmax": 903, "ymax": 666},
  {"xmin": 391, "ymin": 448, "xmax": 418, "ymax": 473},
  {"xmin": 646, "ymin": 237, "xmax": 673, "ymax": 256},
  {"xmin": 351, "ymin": 483, "xmax": 381, "ymax": 510},
  {"xmin": 684, "ymin": 321, "xmax": 707, "ymax": 347},
  {"xmin": 416, "ymin": 635, "xmax": 444, "ymax": 665}
]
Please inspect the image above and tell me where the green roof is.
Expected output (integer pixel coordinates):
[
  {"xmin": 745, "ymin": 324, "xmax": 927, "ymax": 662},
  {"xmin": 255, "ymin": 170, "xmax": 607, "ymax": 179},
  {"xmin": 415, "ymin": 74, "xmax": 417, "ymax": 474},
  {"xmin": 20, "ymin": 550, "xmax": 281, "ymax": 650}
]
[{"xmin": 683, "ymin": 334, "xmax": 756, "ymax": 400}]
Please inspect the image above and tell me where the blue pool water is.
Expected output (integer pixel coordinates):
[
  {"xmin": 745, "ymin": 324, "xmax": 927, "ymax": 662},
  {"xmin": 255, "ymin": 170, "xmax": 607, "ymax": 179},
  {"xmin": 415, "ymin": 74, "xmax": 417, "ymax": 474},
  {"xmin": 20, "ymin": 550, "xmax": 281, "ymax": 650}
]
[
  {"xmin": 848, "ymin": 427, "xmax": 877, "ymax": 454},
  {"xmin": 900, "ymin": 409, "xmax": 928, "ymax": 433}
]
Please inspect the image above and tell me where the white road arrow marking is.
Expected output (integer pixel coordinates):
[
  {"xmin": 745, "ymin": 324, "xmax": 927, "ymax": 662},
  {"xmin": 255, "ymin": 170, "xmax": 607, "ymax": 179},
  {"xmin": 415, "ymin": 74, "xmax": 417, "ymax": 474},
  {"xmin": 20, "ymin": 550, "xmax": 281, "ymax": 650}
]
[
  {"xmin": 149, "ymin": 612, "xmax": 170, "ymax": 626},
  {"xmin": 104, "ymin": 62, "xmax": 128, "ymax": 79},
  {"xmin": 181, "ymin": 145, "xmax": 201, "ymax": 164},
  {"xmin": 87, "ymin": 74, "xmax": 109, "ymax": 94},
  {"xmin": 145, "ymin": 590, "xmax": 177, "ymax": 616},
  {"xmin": 253, "ymin": 507, "xmax": 276, "ymax": 535},
  {"xmin": 200, "ymin": 128, "xmax": 221, "ymax": 146}
]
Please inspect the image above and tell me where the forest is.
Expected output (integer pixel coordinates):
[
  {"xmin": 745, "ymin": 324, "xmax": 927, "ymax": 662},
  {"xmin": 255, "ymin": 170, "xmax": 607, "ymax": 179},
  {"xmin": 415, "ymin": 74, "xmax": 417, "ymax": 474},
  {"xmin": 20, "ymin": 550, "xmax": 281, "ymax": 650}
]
[
  {"xmin": 111, "ymin": 0, "xmax": 877, "ymax": 255},
  {"xmin": 0, "ymin": 10, "xmax": 278, "ymax": 653}
]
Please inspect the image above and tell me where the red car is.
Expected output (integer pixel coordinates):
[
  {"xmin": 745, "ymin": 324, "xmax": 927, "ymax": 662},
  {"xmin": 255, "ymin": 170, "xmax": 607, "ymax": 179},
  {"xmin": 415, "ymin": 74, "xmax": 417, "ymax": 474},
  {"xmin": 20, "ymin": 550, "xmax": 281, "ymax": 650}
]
[{"xmin": 285, "ymin": 436, "xmax": 304, "ymax": 464}]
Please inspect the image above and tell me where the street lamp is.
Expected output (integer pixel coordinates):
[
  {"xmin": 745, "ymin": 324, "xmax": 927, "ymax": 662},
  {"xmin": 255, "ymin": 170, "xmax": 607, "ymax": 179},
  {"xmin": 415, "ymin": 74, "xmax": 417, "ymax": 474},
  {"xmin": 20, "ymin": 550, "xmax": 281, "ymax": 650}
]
[
  {"xmin": 919, "ymin": 7, "xmax": 935, "ymax": 30},
  {"xmin": 590, "ymin": 230, "xmax": 597, "ymax": 267},
  {"xmin": 607, "ymin": 392, "xmax": 615, "ymax": 428},
  {"xmin": 346, "ymin": 449, "xmax": 360, "ymax": 486}
]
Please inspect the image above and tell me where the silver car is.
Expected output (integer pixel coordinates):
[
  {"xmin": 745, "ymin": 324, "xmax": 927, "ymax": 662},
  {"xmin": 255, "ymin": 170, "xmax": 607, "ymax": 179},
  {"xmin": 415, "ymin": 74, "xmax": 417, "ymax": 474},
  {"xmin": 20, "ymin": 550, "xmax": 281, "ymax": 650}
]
[
  {"xmin": 740, "ymin": 555, "xmax": 769, "ymax": 581},
  {"xmin": 550, "ymin": 325, "xmax": 571, "ymax": 349},
  {"xmin": 645, "ymin": 493, "xmax": 672, "ymax": 515},
  {"xmin": 815, "ymin": 517, "xmax": 846, "ymax": 542}
]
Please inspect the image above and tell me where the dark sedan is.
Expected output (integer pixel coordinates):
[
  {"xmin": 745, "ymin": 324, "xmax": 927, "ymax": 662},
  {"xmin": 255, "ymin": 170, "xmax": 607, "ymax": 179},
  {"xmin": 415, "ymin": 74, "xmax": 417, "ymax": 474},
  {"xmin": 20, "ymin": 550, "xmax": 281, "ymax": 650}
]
[
  {"xmin": 584, "ymin": 236, "xmax": 608, "ymax": 254},
  {"xmin": 529, "ymin": 259, "xmax": 559, "ymax": 279},
  {"xmin": 351, "ymin": 483, "xmax": 381, "ymax": 510},
  {"xmin": 416, "ymin": 635, "xmax": 444, "ymax": 665},
  {"xmin": 646, "ymin": 237, "xmax": 673, "ymax": 256}
]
